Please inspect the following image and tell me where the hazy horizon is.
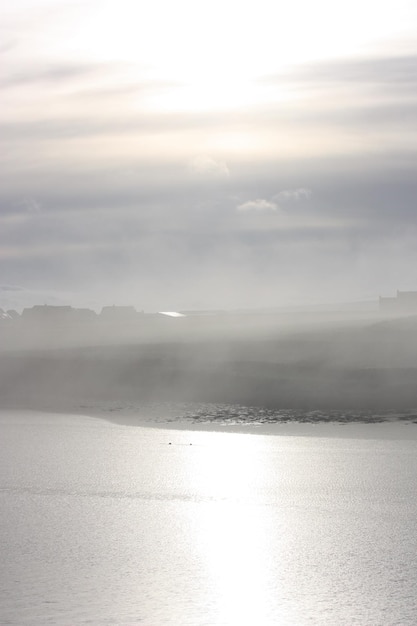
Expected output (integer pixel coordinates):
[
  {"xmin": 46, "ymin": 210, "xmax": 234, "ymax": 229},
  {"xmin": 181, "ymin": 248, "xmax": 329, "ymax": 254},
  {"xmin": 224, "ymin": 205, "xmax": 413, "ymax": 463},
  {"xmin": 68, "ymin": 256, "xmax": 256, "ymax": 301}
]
[{"xmin": 0, "ymin": 285, "xmax": 383, "ymax": 315}]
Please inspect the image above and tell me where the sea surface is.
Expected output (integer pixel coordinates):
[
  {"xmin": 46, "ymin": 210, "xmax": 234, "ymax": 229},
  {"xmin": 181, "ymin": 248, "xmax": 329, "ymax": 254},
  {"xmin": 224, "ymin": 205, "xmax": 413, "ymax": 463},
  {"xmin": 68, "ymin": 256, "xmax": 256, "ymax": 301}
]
[{"xmin": 1, "ymin": 409, "xmax": 417, "ymax": 625}]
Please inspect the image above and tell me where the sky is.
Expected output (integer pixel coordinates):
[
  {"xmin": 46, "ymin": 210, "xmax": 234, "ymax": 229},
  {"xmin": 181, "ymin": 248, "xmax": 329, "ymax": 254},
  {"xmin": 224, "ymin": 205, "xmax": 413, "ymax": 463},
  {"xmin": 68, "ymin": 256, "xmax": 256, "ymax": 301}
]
[{"xmin": 1, "ymin": 0, "xmax": 417, "ymax": 311}]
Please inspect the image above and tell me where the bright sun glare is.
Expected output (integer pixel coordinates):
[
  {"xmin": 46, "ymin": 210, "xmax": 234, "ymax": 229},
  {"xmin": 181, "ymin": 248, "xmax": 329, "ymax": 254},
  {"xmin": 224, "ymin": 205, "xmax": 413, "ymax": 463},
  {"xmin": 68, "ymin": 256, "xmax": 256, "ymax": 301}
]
[
  {"xmin": 185, "ymin": 434, "xmax": 276, "ymax": 624},
  {"xmin": 73, "ymin": 0, "xmax": 415, "ymax": 114}
]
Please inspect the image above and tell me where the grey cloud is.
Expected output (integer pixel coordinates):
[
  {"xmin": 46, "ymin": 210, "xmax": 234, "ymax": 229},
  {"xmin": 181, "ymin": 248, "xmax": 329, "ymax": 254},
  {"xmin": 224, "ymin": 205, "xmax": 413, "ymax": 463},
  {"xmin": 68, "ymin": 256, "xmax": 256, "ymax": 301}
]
[
  {"xmin": 0, "ymin": 62, "xmax": 102, "ymax": 88},
  {"xmin": 1, "ymin": 150, "xmax": 416, "ymax": 224},
  {"xmin": 3, "ymin": 59, "xmax": 417, "ymax": 150},
  {"xmin": 2, "ymin": 98, "xmax": 416, "ymax": 155},
  {"xmin": 1, "ymin": 216, "xmax": 415, "ymax": 309},
  {"xmin": 274, "ymin": 188, "xmax": 312, "ymax": 202},
  {"xmin": 301, "ymin": 55, "xmax": 417, "ymax": 86},
  {"xmin": 257, "ymin": 54, "xmax": 417, "ymax": 132},
  {"xmin": 301, "ymin": 101, "xmax": 417, "ymax": 129},
  {"xmin": 0, "ymin": 284, "xmax": 23, "ymax": 292},
  {"xmin": 264, "ymin": 54, "xmax": 417, "ymax": 87},
  {"xmin": 3, "ymin": 12, "xmax": 417, "ymax": 308},
  {"xmin": 0, "ymin": 109, "xmax": 235, "ymax": 142},
  {"xmin": 0, "ymin": 60, "xmax": 177, "ymax": 102},
  {"xmin": 251, "ymin": 98, "xmax": 417, "ymax": 133},
  {"xmin": 71, "ymin": 78, "xmax": 181, "ymax": 101},
  {"xmin": 18, "ymin": 197, "xmax": 42, "ymax": 214},
  {"xmin": 0, "ymin": 162, "xmax": 416, "ymax": 310},
  {"xmin": 1, "ymin": 130, "xmax": 417, "ymax": 308}
]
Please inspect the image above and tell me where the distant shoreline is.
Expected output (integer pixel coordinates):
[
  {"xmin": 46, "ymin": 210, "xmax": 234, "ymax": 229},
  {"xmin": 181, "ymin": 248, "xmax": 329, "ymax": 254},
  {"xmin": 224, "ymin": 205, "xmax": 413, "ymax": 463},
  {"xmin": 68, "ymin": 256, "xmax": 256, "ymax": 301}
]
[{"xmin": 1, "ymin": 408, "xmax": 417, "ymax": 440}]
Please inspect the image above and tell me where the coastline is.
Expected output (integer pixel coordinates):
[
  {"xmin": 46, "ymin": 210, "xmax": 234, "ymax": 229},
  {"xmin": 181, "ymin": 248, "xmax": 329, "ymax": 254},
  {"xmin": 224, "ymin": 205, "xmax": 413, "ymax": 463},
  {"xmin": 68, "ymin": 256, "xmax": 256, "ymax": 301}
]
[
  {"xmin": 1, "ymin": 405, "xmax": 417, "ymax": 439},
  {"xmin": 79, "ymin": 407, "xmax": 417, "ymax": 439},
  {"xmin": 2, "ymin": 333, "xmax": 417, "ymax": 440}
]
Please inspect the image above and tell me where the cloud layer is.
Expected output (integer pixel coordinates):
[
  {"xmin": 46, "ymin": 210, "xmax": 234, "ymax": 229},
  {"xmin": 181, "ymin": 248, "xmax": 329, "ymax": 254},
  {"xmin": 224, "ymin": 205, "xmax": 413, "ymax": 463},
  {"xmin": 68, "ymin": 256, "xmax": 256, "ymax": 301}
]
[{"xmin": 1, "ymin": 2, "xmax": 417, "ymax": 309}]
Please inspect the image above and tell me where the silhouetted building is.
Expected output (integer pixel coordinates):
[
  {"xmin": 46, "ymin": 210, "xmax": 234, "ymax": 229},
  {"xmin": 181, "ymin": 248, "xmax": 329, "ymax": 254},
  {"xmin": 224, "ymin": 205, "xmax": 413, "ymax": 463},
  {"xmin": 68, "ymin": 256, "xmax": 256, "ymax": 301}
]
[
  {"xmin": 74, "ymin": 308, "xmax": 97, "ymax": 321},
  {"xmin": 379, "ymin": 290, "xmax": 417, "ymax": 313},
  {"xmin": 22, "ymin": 305, "xmax": 73, "ymax": 321},
  {"xmin": 100, "ymin": 305, "xmax": 139, "ymax": 321},
  {"xmin": 21, "ymin": 305, "xmax": 96, "ymax": 323}
]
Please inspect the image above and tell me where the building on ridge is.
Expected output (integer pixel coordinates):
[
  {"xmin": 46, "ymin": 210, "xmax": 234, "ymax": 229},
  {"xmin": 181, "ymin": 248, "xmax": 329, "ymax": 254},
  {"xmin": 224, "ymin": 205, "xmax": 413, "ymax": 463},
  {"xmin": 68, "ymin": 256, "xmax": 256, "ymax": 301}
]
[{"xmin": 379, "ymin": 290, "xmax": 417, "ymax": 313}]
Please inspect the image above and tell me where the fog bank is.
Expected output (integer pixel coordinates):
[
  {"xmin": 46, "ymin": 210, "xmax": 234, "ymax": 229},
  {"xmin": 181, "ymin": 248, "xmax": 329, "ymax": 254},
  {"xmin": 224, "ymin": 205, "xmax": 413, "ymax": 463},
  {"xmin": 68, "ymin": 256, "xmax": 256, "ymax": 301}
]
[{"xmin": 2, "ymin": 310, "xmax": 417, "ymax": 413}]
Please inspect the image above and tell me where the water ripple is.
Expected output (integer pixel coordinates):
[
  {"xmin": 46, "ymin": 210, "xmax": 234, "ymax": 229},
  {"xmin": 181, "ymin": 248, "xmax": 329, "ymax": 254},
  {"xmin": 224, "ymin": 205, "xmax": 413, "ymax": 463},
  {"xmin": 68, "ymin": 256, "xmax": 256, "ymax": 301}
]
[{"xmin": 79, "ymin": 401, "xmax": 417, "ymax": 426}]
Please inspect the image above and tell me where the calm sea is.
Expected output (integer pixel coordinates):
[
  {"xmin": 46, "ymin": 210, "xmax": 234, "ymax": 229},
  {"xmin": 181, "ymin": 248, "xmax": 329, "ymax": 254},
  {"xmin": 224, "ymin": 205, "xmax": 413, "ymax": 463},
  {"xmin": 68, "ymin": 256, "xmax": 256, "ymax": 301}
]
[{"xmin": 1, "ymin": 410, "xmax": 417, "ymax": 625}]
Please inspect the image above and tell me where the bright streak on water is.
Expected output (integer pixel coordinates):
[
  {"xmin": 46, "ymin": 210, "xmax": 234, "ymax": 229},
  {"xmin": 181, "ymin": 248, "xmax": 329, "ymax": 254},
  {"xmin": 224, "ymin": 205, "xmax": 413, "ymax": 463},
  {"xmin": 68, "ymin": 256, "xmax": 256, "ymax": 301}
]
[
  {"xmin": 1, "ymin": 411, "xmax": 417, "ymax": 625},
  {"xmin": 186, "ymin": 438, "xmax": 274, "ymax": 625}
]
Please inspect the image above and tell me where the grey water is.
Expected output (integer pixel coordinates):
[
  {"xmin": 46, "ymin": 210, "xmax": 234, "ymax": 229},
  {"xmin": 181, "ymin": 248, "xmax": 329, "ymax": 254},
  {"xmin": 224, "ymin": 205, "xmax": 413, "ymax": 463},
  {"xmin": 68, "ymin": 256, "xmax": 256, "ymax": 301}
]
[
  {"xmin": 1, "ymin": 411, "xmax": 417, "ymax": 625},
  {"xmin": 83, "ymin": 399, "xmax": 417, "ymax": 426}
]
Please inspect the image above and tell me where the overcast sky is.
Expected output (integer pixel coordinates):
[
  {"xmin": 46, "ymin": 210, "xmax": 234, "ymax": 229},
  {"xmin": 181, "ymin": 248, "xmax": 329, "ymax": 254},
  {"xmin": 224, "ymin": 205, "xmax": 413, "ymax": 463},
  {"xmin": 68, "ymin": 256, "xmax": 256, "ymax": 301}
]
[{"xmin": 1, "ymin": 0, "xmax": 417, "ymax": 311}]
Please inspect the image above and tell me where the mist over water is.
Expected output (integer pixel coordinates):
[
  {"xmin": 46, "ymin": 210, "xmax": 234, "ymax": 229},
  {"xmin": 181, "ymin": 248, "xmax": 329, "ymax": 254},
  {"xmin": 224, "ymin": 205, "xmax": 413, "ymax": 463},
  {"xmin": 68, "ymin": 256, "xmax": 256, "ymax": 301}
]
[{"xmin": 2, "ymin": 301, "xmax": 417, "ymax": 415}]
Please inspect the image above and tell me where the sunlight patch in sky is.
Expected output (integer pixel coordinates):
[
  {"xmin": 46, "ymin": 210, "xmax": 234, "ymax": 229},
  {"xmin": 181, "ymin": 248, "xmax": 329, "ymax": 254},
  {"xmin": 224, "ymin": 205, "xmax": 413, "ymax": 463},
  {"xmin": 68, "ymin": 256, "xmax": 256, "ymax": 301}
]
[{"xmin": 2, "ymin": 0, "xmax": 417, "ymax": 309}]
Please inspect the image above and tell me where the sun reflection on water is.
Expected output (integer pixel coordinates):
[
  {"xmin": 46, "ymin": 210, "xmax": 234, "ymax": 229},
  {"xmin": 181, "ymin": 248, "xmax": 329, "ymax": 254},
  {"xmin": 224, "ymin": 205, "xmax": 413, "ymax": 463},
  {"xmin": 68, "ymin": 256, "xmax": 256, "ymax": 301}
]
[{"xmin": 183, "ymin": 434, "xmax": 290, "ymax": 625}]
